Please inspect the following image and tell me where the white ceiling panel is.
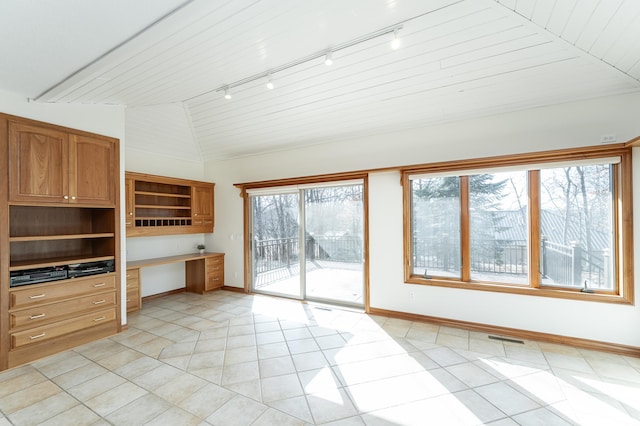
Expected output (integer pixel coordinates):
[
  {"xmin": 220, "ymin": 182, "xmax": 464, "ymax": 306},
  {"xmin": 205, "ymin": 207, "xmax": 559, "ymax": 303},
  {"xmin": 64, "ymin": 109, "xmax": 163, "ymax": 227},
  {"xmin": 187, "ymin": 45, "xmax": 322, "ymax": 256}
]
[
  {"xmin": 125, "ymin": 103, "xmax": 201, "ymax": 161},
  {"xmin": 1, "ymin": 0, "xmax": 639, "ymax": 162},
  {"xmin": 0, "ymin": 0, "xmax": 191, "ymax": 97}
]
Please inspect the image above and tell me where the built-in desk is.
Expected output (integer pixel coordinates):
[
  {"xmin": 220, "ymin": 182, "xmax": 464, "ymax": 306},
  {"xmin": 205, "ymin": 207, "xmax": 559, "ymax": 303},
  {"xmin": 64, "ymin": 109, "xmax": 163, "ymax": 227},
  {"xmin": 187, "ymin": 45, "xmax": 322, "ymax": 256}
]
[{"xmin": 126, "ymin": 252, "xmax": 224, "ymax": 312}]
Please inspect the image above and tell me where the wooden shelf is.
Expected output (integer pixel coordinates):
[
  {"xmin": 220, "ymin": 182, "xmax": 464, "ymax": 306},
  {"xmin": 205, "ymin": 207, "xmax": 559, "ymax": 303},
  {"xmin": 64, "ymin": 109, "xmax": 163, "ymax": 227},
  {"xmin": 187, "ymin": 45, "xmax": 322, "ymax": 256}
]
[
  {"xmin": 136, "ymin": 205, "xmax": 191, "ymax": 210},
  {"xmin": 135, "ymin": 216, "xmax": 191, "ymax": 221},
  {"xmin": 10, "ymin": 233, "xmax": 115, "ymax": 242},
  {"xmin": 135, "ymin": 191, "xmax": 190, "ymax": 198},
  {"xmin": 9, "ymin": 255, "xmax": 116, "ymax": 272}
]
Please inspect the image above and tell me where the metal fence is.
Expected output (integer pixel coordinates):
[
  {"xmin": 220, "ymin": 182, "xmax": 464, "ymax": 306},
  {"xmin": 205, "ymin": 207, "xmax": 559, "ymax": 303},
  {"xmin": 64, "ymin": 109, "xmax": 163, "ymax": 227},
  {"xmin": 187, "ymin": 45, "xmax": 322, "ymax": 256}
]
[
  {"xmin": 412, "ymin": 238, "xmax": 528, "ymax": 276},
  {"xmin": 541, "ymin": 238, "xmax": 608, "ymax": 289},
  {"xmin": 413, "ymin": 237, "xmax": 609, "ymax": 288},
  {"xmin": 253, "ymin": 236, "xmax": 363, "ymax": 287}
]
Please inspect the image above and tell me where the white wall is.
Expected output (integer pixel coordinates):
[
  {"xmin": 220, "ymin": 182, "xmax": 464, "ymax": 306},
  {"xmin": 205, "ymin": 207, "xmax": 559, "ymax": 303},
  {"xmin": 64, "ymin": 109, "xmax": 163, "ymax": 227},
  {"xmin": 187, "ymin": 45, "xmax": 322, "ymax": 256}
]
[
  {"xmin": 0, "ymin": 89, "xmax": 128, "ymax": 322},
  {"xmin": 124, "ymin": 146, "xmax": 208, "ymax": 297},
  {"xmin": 204, "ymin": 92, "xmax": 640, "ymax": 347}
]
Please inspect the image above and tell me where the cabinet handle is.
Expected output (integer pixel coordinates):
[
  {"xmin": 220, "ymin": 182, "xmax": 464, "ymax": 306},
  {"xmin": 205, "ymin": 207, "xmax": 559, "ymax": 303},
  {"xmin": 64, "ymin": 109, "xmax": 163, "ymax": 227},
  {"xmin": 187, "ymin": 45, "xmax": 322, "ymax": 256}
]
[
  {"xmin": 129, "ymin": 212, "xmax": 133, "ymax": 216},
  {"xmin": 30, "ymin": 332, "xmax": 46, "ymax": 340},
  {"xmin": 194, "ymin": 213, "xmax": 198, "ymax": 216},
  {"xmin": 93, "ymin": 283, "xmax": 106, "ymax": 287},
  {"xmin": 71, "ymin": 196, "xmax": 76, "ymax": 200},
  {"xmin": 63, "ymin": 195, "xmax": 69, "ymax": 200},
  {"xmin": 93, "ymin": 316, "xmax": 106, "ymax": 322},
  {"xmin": 29, "ymin": 313, "xmax": 46, "ymax": 320},
  {"xmin": 93, "ymin": 300, "xmax": 106, "ymax": 305},
  {"xmin": 29, "ymin": 294, "xmax": 46, "ymax": 299}
]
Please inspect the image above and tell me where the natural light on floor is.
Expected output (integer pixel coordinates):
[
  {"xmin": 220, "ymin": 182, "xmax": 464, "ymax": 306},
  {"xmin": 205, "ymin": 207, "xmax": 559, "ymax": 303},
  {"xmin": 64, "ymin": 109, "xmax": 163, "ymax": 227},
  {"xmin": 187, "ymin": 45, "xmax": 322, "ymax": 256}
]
[{"xmin": 1, "ymin": 290, "xmax": 639, "ymax": 425}]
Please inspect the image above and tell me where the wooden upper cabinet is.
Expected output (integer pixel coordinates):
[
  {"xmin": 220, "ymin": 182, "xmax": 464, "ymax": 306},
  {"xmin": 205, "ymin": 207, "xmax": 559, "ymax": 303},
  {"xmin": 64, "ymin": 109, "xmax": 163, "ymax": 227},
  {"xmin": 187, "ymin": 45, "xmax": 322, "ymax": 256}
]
[
  {"xmin": 9, "ymin": 122, "xmax": 69, "ymax": 203},
  {"xmin": 70, "ymin": 134, "xmax": 116, "ymax": 205},
  {"xmin": 8, "ymin": 120, "xmax": 116, "ymax": 206},
  {"xmin": 192, "ymin": 184, "xmax": 214, "ymax": 233},
  {"xmin": 126, "ymin": 171, "xmax": 215, "ymax": 237},
  {"xmin": 192, "ymin": 185, "xmax": 214, "ymax": 220}
]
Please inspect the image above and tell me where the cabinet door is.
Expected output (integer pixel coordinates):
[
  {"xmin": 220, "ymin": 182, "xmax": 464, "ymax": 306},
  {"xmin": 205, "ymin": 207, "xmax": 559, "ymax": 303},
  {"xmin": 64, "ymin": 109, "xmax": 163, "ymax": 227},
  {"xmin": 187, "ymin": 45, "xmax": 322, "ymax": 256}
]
[
  {"xmin": 8, "ymin": 122, "xmax": 69, "ymax": 203},
  {"xmin": 125, "ymin": 178, "xmax": 134, "ymax": 228},
  {"xmin": 192, "ymin": 185, "xmax": 214, "ymax": 219},
  {"xmin": 70, "ymin": 134, "xmax": 116, "ymax": 205},
  {"xmin": 192, "ymin": 185, "xmax": 214, "ymax": 231}
]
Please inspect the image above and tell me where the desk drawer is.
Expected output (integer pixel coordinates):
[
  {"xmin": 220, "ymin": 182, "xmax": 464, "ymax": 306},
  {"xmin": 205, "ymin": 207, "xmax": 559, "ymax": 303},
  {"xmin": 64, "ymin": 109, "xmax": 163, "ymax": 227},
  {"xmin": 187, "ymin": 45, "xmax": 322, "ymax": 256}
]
[
  {"xmin": 126, "ymin": 288, "xmax": 140, "ymax": 312},
  {"xmin": 11, "ymin": 307, "xmax": 116, "ymax": 349},
  {"xmin": 126, "ymin": 268, "xmax": 140, "ymax": 289},
  {"xmin": 10, "ymin": 275, "xmax": 116, "ymax": 309},
  {"xmin": 206, "ymin": 256, "xmax": 223, "ymax": 269},
  {"xmin": 10, "ymin": 291, "xmax": 116, "ymax": 329},
  {"xmin": 207, "ymin": 272, "xmax": 223, "ymax": 290}
]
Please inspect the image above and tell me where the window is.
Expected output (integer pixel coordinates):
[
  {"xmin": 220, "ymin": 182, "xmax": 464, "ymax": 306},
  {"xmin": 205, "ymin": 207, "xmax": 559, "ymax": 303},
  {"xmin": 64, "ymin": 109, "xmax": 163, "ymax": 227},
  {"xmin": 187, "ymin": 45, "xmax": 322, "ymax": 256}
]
[{"xmin": 403, "ymin": 145, "xmax": 633, "ymax": 303}]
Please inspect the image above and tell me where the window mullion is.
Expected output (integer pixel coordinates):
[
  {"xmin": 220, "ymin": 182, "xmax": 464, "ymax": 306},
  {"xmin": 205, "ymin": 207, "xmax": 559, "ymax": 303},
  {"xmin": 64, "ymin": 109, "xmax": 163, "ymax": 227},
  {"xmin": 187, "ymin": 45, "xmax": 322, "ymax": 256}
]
[
  {"xmin": 460, "ymin": 176, "xmax": 471, "ymax": 282},
  {"xmin": 529, "ymin": 170, "xmax": 541, "ymax": 288}
]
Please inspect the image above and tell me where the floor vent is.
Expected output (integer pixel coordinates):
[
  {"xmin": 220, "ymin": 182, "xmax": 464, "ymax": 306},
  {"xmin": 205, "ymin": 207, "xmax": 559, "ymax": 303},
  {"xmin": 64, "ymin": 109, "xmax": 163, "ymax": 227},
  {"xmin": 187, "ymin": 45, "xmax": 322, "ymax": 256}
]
[
  {"xmin": 488, "ymin": 335, "xmax": 524, "ymax": 344},
  {"xmin": 313, "ymin": 306, "xmax": 332, "ymax": 311}
]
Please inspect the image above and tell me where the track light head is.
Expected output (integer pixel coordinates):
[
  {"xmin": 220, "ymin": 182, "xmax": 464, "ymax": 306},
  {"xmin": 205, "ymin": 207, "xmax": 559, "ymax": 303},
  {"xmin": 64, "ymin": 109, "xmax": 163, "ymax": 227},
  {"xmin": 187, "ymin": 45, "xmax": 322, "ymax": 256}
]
[
  {"xmin": 224, "ymin": 87, "xmax": 231, "ymax": 99},
  {"xmin": 266, "ymin": 75, "xmax": 274, "ymax": 90},
  {"xmin": 324, "ymin": 51, "xmax": 333, "ymax": 66},
  {"xmin": 390, "ymin": 28, "xmax": 401, "ymax": 50}
]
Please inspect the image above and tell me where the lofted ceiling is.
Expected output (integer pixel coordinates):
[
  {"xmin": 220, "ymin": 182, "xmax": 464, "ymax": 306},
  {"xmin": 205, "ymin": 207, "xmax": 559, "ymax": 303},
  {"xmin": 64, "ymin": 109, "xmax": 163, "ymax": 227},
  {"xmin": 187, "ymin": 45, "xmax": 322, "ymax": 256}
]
[{"xmin": 2, "ymin": 0, "xmax": 640, "ymax": 162}]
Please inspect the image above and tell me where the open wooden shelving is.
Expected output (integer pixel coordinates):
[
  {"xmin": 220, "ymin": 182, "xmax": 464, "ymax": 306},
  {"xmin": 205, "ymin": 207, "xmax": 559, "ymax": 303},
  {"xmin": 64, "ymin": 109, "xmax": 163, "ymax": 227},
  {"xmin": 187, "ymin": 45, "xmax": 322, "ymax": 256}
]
[
  {"xmin": 1, "ymin": 112, "xmax": 121, "ymax": 371},
  {"xmin": 126, "ymin": 171, "xmax": 214, "ymax": 237}
]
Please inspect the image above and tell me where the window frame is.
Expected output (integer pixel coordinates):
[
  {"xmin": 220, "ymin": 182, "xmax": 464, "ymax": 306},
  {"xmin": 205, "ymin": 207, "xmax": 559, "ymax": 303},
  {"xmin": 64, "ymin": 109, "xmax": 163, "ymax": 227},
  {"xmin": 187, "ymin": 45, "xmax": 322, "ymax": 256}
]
[{"xmin": 402, "ymin": 144, "xmax": 634, "ymax": 304}]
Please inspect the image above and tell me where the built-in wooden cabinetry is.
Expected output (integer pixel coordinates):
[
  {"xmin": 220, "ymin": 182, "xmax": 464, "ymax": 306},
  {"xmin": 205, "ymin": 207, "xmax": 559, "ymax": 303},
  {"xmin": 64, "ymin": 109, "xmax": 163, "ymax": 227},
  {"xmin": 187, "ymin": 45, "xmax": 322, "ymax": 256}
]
[
  {"xmin": 186, "ymin": 253, "xmax": 225, "ymax": 294},
  {"xmin": 0, "ymin": 113, "xmax": 120, "ymax": 371},
  {"xmin": 9, "ymin": 122, "xmax": 116, "ymax": 205},
  {"xmin": 128, "ymin": 253, "xmax": 225, "ymax": 300},
  {"xmin": 125, "ymin": 268, "xmax": 141, "ymax": 312},
  {"xmin": 125, "ymin": 171, "xmax": 215, "ymax": 237}
]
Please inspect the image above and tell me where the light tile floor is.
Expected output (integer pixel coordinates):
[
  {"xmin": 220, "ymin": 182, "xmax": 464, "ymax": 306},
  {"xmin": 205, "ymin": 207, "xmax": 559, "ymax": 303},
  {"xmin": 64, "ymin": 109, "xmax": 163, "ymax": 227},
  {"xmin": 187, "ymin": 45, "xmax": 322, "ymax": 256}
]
[{"xmin": 1, "ymin": 290, "xmax": 640, "ymax": 425}]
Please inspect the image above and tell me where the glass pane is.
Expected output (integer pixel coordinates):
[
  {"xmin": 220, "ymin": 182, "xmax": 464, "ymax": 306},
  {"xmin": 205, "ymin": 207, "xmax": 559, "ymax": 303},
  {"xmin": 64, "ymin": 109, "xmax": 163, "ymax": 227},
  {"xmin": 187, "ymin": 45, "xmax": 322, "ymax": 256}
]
[
  {"xmin": 411, "ymin": 177, "xmax": 461, "ymax": 278},
  {"xmin": 251, "ymin": 193, "xmax": 301, "ymax": 298},
  {"xmin": 304, "ymin": 185, "xmax": 364, "ymax": 305},
  {"xmin": 469, "ymin": 172, "xmax": 528, "ymax": 284},
  {"xmin": 540, "ymin": 164, "xmax": 615, "ymax": 290}
]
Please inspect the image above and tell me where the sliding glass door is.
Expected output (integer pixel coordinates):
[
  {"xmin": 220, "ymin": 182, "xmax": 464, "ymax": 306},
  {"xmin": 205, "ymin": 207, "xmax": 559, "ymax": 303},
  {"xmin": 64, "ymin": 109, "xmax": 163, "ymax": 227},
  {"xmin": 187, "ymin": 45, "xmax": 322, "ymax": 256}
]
[
  {"xmin": 250, "ymin": 182, "xmax": 364, "ymax": 307},
  {"xmin": 251, "ymin": 192, "xmax": 302, "ymax": 299},
  {"xmin": 304, "ymin": 185, "xmax": 364, "ymax": 305}
]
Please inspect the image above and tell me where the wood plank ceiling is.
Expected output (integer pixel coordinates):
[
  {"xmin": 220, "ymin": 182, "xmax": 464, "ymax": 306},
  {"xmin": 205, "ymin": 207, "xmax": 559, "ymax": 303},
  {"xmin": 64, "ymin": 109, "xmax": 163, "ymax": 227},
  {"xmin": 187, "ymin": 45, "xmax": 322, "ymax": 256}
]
[{"xmin": 13, "ymin": 0, "xmax": 640, "ymax": 161}]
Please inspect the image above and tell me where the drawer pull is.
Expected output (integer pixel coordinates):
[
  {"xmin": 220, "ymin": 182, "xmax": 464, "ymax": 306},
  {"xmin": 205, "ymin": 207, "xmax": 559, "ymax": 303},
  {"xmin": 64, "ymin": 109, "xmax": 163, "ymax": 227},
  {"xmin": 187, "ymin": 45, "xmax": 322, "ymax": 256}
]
[
  {"xmin": 30, "ymin": 332, "xmax": 46, "ymax": 340},
  {"xmin": 93, "ymin": 283, "xmax": 106, "ymax": 288},
  {"xmin": 29, "ymin": 294, "xmax": 46, "ymax": 299},
  {"xmin": 93, "ymin": 300, "xmax": 106, "ymax": 305},
  {"xmin": 93, "ymin": 316, "xmax": 106, "ymax": 322},
  {"xmin": 29, "ymin": 313, "xmax": 46, "ymax": 320}
]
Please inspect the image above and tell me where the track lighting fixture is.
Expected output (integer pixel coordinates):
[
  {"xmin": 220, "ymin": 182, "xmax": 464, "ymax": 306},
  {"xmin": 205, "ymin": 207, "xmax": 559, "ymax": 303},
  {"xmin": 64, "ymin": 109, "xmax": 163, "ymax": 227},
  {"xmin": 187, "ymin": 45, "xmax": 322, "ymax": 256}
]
[
  {"xmin": 324, "ymin": 51, "xmax": 333, "ymax": 66},
  {"xmin": 200, "ymin": 22, "xmax": 408, "ymax": 103},
  {"xmin": 390, "ymin": 28, "xmax": 401, "ymax": 50}
]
